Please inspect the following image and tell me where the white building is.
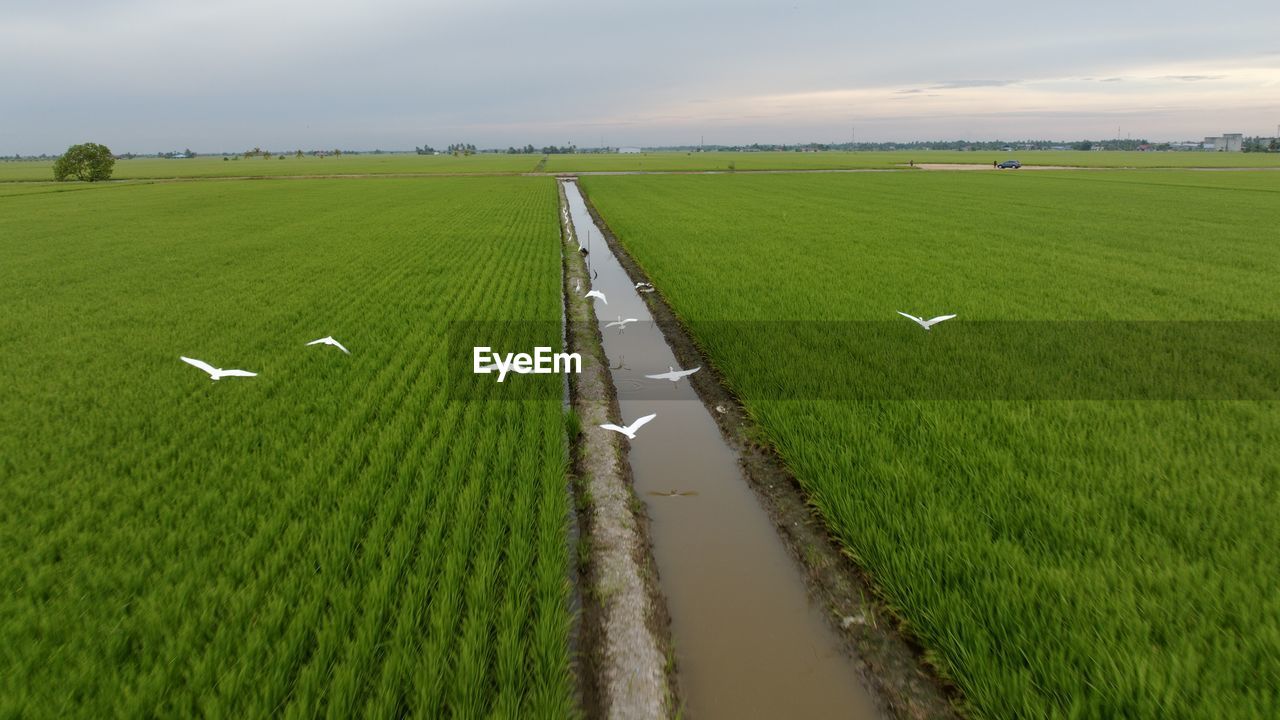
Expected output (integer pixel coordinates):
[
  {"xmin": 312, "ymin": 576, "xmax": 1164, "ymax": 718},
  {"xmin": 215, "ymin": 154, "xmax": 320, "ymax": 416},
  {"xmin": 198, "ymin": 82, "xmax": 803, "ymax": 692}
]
[
  {"xmin": 618, "ymin": 147, "xmax": 642, "ymax": 154},
  {"xmin": 1203, "ymin": 133, "xmax": 1243, "ymax": 151}
]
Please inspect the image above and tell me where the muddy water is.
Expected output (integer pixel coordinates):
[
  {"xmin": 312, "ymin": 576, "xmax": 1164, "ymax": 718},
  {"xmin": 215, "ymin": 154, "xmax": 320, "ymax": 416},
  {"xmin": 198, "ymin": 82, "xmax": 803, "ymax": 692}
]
[{"xmin": 563, "ymin": 181, "xmax": 878, "ymax": 719}]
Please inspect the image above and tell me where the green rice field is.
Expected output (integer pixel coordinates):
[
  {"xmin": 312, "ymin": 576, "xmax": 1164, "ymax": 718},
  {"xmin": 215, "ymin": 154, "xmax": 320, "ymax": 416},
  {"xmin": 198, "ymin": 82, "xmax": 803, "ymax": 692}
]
[
  {"xmin": 0, "ymin": 177, "xmax": 575, "ymax": 717},
  {"xmin": 3, "ymin": 149, "xmax": 1278, "ymax": 183},
  {"xmin": 580, "ymin": 170, "xmax": 1280, "ymax": 718},
  {"xmin": 543, "ymin": 150, "xmax": 1280, "ymax": 172},
  {"xmin": 0, "ymin": 153, "xmax": 543, "ymax": 181},
  {"xmin": 6, "ymin": 157, "xmax": 1280, "ymax": 719}
]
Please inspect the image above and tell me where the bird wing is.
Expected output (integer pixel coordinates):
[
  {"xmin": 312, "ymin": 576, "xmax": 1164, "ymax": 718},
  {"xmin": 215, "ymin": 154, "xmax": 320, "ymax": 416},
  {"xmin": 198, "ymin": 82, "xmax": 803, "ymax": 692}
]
[
  {"xmin": 623, "ymin": 318, "xmax": 638, "ymax": 324},
  {"xmin": 305, "ymin": 337, "xmax": 329, "ymax": 346},
  {"xmin": 330, "ymin": 339, "xmax": 351, "ymax": 354},
  {"xmin": 627, "ymin": 413, "xmax": 657, "ymax": 433},
  {"xmin": 926, "ymin": 314, "xmax": 957, "ymax": 325},
  {"xmin": 219, "ymin": 369, "xmax": 258, "ymax": 377},
  {"xmin": 676, "ymin": 366, "xmax": 701, "ymax": 378},
  {"xmin": 598, "ymin": 424, "xmax": 628, "ymax": 436},
  {"xmin": 643, "ymin": 372, "xmax": 673, "ymax": 380},
  {"xmin": 180, "ymin": 357, "xmax": 218, "ymax": 375},
  {"xmin": 896, "ymin": 311, "xmax": 924, "ymax": 324}
]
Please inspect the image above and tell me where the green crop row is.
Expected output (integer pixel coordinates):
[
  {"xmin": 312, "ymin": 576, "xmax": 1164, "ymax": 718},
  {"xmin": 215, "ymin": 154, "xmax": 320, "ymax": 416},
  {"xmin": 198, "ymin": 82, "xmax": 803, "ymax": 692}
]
[
  {"xmin": 4, "ymin": 149, "xmax": 1279, "ymax": 183},
  {"xmin": 580, "ymin": 170, "xmax": 1280, "ymax": 719},
  {"xmin": 0, "ymin": 177, "xmax": 576, "ymax": 717}
]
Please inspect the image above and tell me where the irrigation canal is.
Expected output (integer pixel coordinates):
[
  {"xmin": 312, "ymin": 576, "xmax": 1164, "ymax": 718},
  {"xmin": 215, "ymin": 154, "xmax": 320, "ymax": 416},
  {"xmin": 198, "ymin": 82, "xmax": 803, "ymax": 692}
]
[{"xmin": 562, "ymin": 180, "xmax": 878, "ymax": 719}]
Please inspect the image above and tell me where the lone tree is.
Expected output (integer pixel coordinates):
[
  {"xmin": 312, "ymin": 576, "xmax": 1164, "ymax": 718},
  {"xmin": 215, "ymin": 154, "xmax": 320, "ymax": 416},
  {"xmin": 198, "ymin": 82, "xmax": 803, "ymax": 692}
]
[{"xmin": 53, "ymin": 143, "xmax": 115, "ymax": 182}]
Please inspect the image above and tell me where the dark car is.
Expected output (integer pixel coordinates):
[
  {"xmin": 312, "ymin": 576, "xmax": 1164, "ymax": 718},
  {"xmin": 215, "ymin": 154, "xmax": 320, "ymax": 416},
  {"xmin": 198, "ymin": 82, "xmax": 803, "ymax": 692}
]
[{"xmin": 997, "ymin": 159, "xmax": 1022, "ymax": 169}]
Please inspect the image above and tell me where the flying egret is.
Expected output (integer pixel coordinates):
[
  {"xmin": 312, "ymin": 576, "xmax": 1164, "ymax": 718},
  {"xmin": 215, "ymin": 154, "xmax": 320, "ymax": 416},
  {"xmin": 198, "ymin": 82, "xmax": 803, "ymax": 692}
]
[
  {"xmin": 306, "ymin": 336, "xmax": 350, "ymax": 354},
  {"xmin": 599, "ymin": 413, "xmax": 656, "ymax": 440},
  {"xmin": 180, "ymin": 356, "xmax": 258, "ymax": 381},
  {"xmin": 605, "ymin": 316, "xmax": 638, "ymax": 331},
  {"xmin": 645, "ymin": 366, "xmax": 701, "ymax": 383},
  {"xmin": 897, "ymin": 311, "xmax": 957, "ymax": 330},
  {"xmin": 585, "ymin": 290, "xmax": 607, "ymax": 304}
]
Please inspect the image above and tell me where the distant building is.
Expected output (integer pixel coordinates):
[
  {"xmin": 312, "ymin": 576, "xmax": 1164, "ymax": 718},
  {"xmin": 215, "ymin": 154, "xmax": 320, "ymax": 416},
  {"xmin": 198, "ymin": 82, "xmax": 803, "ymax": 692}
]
[
  {"xmin": 1203, "ymin": 133, "xmax": 1243, "ymax": 151},
  {"xmin": 618, "ymin": 147, "xmax": 642, "ymax": 154}
]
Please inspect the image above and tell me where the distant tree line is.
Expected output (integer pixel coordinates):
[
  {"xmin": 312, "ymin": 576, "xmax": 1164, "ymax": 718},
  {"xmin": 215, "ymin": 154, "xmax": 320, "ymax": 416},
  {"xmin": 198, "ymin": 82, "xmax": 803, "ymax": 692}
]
[
  {"xmin": 446, "ymin": 143, "xmax": 477, "ymax": 155},
  {"xmin": 653, "ymin": 139, "xmax": 1166, "ymax": 152},
  {"xmin": 1243, "ymin": 136, "xmax": 1279, "ymax": 152},
  {"xmin": 648, "ymin": 137, "xmax": 1280, "ymax": 153}
]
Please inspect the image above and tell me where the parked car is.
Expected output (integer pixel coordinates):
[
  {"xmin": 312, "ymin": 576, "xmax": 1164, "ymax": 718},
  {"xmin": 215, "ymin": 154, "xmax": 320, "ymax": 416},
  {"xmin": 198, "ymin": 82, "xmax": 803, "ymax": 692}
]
[{"xmin": 997, "ymin": 159, "xmax": 1022, "ymax": 169}]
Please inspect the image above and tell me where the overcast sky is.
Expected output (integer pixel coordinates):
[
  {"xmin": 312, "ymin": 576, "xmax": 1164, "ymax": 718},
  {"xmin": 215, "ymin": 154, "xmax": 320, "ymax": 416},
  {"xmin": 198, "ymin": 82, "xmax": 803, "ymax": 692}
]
[{"xmin": 3, "ymin": 0, "xmax": 1278, "ymax": 153}]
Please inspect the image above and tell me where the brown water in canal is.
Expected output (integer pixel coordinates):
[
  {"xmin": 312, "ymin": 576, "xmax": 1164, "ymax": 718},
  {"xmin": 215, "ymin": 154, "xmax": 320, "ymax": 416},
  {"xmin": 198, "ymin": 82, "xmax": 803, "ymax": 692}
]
[{"xmin": 563, "ymin": 181, "xmax": 878, "ymax": 719}]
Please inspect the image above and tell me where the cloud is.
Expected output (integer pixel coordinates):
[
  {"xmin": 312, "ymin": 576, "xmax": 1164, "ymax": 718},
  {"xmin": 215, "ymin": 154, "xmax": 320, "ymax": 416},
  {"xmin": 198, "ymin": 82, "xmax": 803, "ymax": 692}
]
[
  {"xmin": 2, "ymin": 0, "xmax": 1279, "ymax": 152},
  {"xmin": 927, "ymin": 80, "xmax": 1019, "ymax": 89}
]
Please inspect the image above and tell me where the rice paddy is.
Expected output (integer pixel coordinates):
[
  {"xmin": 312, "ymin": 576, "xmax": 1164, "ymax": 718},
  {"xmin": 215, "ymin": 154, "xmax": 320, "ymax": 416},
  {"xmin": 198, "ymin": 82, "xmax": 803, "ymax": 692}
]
[
  {"xmin": 3, "ymin": 149, "xmax": 1278, "ymax": 183},
  {"xmin": 0, "ymin": 153, "xmax": 543, "ymax": 181},
  {"xmin": 6, "ymin": 155, "xmax": 1279, "ymax": 718},
  {"xmin": 0, "ymin": 177, "xmax": 575, "ymax": 717},
  {"xmin": 579, "ymin": 170, "xmax": 1280, "ymax": 718}
]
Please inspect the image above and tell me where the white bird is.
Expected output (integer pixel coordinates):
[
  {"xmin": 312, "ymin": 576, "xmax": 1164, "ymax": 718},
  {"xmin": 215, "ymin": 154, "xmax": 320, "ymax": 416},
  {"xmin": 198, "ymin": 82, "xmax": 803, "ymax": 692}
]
[
  {"xmin": 599, "ymin": 413, "xmax": 656, "ymax": 440},
  {"xmin": 585, "ymin": 290, "xmax": 607, "ymax": 304},
  {"xmin": 635, "ymin": 281, "xmax": 653, "ymax": 289},
  {"xmin": 180, "ymin": 356, "xmax": 258, "ymax": 381},
  {"xmin": 645, "ymin": 366, "xmax": 701, "ymax": 383},
  {"xmin": 897, "ymin": 311, "xmax": 957, "ymax": 330},
  {"xmin": 305, "ymin": 336, "xmax": 350, "ymax": 354},
  {"xmin": 605, "ymin": 315, "xmax": 638, "ymax": 330},
  {"xmin": 574, "ymin": 279, "xmax": 581, "ymax": 293}
]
